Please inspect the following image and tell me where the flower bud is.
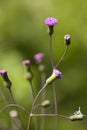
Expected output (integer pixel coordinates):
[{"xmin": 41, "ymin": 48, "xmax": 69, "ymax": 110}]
[
  {"xmin": 34, "ymin": 53, "xmax": 44, "ymax": 64},
  {"xmin": 0, "ymin": 69, "xmax": 12, "ymax": 89},
  {"xmin": 24, "ymin": 72, "xmax": 33, "ymax": 81},
  {"xmin": 46, "ymin": 69, "xmax": 62, "ymax": 85},
  {"xmin": 64, "ymin": 34, "xmax": 71, "ymax": 45},
  {"xmin": 41, "ymin": 100, "xmax": 51, "ymax": 108}
]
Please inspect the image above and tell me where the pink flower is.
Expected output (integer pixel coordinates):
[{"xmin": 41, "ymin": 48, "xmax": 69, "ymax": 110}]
[
  {"xmin": 22, "ymin": 60, "xmax": 30, "ymax": 66},
  {"xmin": 0, "ymin": 69, "xmax": 7, "ymax": 76},
  {"xmin": 45, "ymin": 17, "xmax": 58, "ymax": 26},
  {"xmin": 34, "ymin": 53, "xmax": 44, "ymax": 63},
  {"xmin": 53, "ymin": 69, "xmax": 62, "ymax": 79}
]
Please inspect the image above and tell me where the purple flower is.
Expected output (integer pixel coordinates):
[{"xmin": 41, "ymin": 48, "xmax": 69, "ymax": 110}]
[
  {"xmin": 0, "ymin": 69, "xmax": 12, "ymax": 88},
  {"xmin": 64, "ymin": 34, "xmax": 71, "ymax": 40},
  {"xmin": 22, "ymin": 60, "xmax": 30, "ymax": 66},
  {"xmin": 0, "ymin": 69, "xmax": 7, "ymax": 76},
  {"xmin": 53, "ymin": 69, "xmax": 62, "ymax": 79},
  {"xmin": 46, "ymin": 68, "xmax": 62, "ymax": 85},
  {"xmin": 45, "ymin": 17, "xmax": 58, "ymax": 26},
  {"xmin": 34, "ymin": 53, "xmax": 44, "ymax": 63},
  {"xmin": 64, "ymin": 34, "xmax": 71, "ymax": 45}
]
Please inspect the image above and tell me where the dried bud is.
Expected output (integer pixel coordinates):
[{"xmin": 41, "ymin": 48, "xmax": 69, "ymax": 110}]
[{"xmin": 69, "ymin": 107, "xmax": 85, "ymax": 121}]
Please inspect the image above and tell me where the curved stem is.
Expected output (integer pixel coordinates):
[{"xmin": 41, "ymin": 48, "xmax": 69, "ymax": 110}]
[
  {"xmin": 0, "ymin": 104, "xmax": 29, "ymax": 115},
  {"xmin": 8, "ymin": 88, "xmax": 25, "ymax": 129},
  {"xmin": 55, "ymin": 46, "xmax": 69, "ymax": 68},
  {"xmin": 27, "ymin": 83, "xmax": 47, "ymax": 130},
  {"xmin": 29, "ymin": 81, "xmax": 38, "ymax": 130}
]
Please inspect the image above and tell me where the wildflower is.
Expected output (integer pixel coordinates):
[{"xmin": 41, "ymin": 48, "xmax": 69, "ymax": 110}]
[
  {"xmin": 0, "ymin": 69, "xmax": 7, "ymax": 76},
  {"xmin": 34, "ymin": 53, "xmax": 44, "ymax": 63},
  {"xmin": 0, "ymin": 69, "xmax": 12, "ymax": 89},
  {"xmin": 45, "ymin": 17, "xmax": 58, "ymax": 26},
  {"xmin": 46, "ymin": 68, "xmax": 62, "ymax": 85},
  {"xmin": 22, "ymin": 60, "xmax": 30, "ymax": 66},
  {"xmin": 34, "ymin": 53, "xmax": 46, "ymax": 72},
  {"xmin": 64, "ymin": 34, "xmax": 71, "ymax": 45},
  {"xmin": 45, "ymin": 17, "xmax": 58, "ymax": 35},
  {"xmin": 22, "ymin": 60, "xmax": 33, "ymax": 81}
]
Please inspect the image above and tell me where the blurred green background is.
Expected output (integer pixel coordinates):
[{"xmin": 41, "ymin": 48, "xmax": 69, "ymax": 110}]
[{"xmin": 0, "ymin": 0, "xmax": 87, "ymax": 130}]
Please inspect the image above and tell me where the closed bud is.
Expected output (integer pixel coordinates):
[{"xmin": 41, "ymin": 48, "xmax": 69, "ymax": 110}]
[
  {"xmin": 64, "ymin": 34, "xmax": 71, "ymax": 45},
  {"xmin": 41, "ymin": 100, "xmax": 51, "ymax": 108}
]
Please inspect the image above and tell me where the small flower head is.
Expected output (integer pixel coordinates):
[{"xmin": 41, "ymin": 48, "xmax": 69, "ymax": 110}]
[
  {"xmin": 45, "ymin": 17, "xmax": 58, "ymax": 35},
  {"xmin": 53, "ymin": 69, "xmax": 62, "ymax": 79},
  {"xmin": 64, "ymin": 34, "xmax": 71, "ymax": 45},
  {"xmin": 45, "ymin": 17, "xmax": 58, "ymax": 26},
  {"xmin": 46, "ymin": 69, "xmax": 62, "ymax": 85},
  {"xmin": 0, "ymin": 69, "xmax": 12, "ymax": 89},
  {"xmin": 22, "ymin": 60, "xmax": 30, "ymax": 66},
  {"xmin": 34, "ymin": 53, "xmax": 44, "ymax": 63},
  {"xmin": 0, "ymin": 69, "xmax": 7, "ymax": 76}
]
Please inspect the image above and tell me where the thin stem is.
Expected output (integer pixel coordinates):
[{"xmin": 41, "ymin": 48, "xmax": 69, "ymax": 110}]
[
  {"xmin": 29, "ymin": 81, "xmax": 38, "ymax": 130},
  {"xmin": 0, "ymin": 104, "xmax": 29, "ymax": 115},
  {"xmin": 49, "ymin": 34, "xmax": 58, "ymax": 130},
  {"xmin": 0, "ymin": 87, "xmax": 8, "ymax": 104},
  {"xmin": 29, "ymin": 81, "xmax": 35, "ymax": 98},
  {"xmin": 53, "ymin": 82, "xmax": 58, "ymax": 130},
  {"xmin": 40, "ymin": 72, "xmax": 46, "ymax": 130},
  {"xmin": 50, "ymin": 35, "xmax": 54, "ymax": 68},
  {"xmin": 55, "ymin": 45, "xmax": 69, "ymax": 68},
  {"xmin": 8, "ymin": 88, "xmax": 25, "ymax": 130},
  {"xmin": 27, "ymin": 83, "xmax": 47, "ymax": 130},
  {"xmin": 31, "ymin": 113, "xmax": 70, "ymax": 120}
]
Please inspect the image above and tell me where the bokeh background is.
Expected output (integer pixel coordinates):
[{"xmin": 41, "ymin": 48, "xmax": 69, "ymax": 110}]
[{"xmin": 0, "ymin": 0, "xmax": 87, "ymax": 130}]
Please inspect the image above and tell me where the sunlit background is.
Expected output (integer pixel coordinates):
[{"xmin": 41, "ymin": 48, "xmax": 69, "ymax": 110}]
[{"xmin": 0, "ymin": 0, "xmax": 87, "ymax": 130}]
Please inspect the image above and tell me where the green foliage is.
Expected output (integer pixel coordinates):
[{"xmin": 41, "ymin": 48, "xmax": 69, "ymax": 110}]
[{"xmin": 0, "ymin": 0, "xmax": 87, "ymax": 130}]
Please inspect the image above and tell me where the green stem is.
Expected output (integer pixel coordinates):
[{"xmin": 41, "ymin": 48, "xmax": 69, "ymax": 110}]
[
  {"xmin": 50, "ymin": 35, "xmax": 54, "ymax": 68},
  {"xmin": 0, "ymin": 104, "xmax": 29, "ymax": 115},
  {"xmin": 9, "ymin": 88, "xmax": 25, "ymax": 130},
  {"xmin": 40, "ymin": 72, "xmax": 46, "ymax": 130},
  {"xmin": 55, "ymin": 46, "xmax": 69, "ymax": 68},
  {"xmin": 27, "ymin": 83, "xmax": 47, "ymax": 130},
  {"xmin": 49, "ymin": 34, "xmax": 58, "ymax": 130},
  {"xmin": 29, "ymin": 81, "xmax": 38, "ymax": 130},
  {"xmin": 31, "ymin": 113, "xmax": 70, "ymax": 120}
]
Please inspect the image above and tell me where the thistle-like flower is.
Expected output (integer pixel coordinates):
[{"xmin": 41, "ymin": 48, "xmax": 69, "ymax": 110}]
[
  {"xmin": 45, "ymin": 17, "xmax": 58, "ymax": 35},
  {"xmin": 45, "ymin": 17, "xmax": 58, "ymax": 26},
  {"xmin": 46, "ymin": 69, "xmax": 62, "ymax": 85}
]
